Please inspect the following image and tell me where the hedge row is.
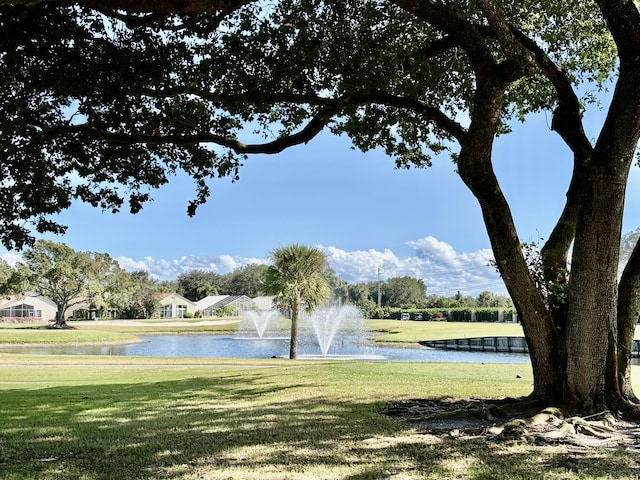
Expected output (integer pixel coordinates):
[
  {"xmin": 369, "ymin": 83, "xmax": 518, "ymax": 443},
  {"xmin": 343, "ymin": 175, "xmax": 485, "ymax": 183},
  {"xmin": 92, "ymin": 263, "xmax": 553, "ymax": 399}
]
[{"xmin": 386, "ymin": 307, "xmax": 517, "ymax": 322}]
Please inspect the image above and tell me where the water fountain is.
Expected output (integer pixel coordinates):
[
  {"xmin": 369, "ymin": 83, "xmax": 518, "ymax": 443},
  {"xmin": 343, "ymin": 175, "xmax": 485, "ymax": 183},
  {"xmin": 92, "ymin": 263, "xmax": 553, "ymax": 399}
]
[
  {"xmin": 302, "ymin": 304, "xmax": 381, "ymax": 358},
  {"xmin": 237, "ymin": 305, "xmax": 384, "ymax": 359},
  {"xmin": 239, "ymin": 310, "xmax": 280, "ymax": 338}
]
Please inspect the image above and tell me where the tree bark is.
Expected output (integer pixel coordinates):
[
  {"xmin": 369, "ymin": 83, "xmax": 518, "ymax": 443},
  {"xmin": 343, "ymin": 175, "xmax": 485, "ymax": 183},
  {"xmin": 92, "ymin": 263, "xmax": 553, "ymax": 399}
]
[
  {"xmin": 615, "ymin": 239, "xmax": 640, "ymax": 404},
  {"xmin": 289, "ymin": 295, "xmax": 299, "ymax": 359},
  {"xmin": 564, "ymin": 166, "xmax": 625, "ymax": 411},
  {"xmin": 54, "ymin": 304, "xmax": 67, "ymax": 328},
  {"xmin": 455, "ymin": 76, "xmax": 565, "ymax": 403}
]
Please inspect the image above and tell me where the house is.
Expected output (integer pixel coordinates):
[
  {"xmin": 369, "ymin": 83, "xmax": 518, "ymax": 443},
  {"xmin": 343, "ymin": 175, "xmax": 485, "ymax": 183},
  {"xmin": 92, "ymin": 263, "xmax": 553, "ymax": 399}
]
[
  {"xmin": 0, "ymin": 295, "xmax": 57, "ymax": 322},
  {"xmin": 195, "ymin": 295, "xmax": 257, "ymax": 317},
  {"xmin": 252, "ymin": 296, "xmax": 276, "ymax": 311},
  {"xmin": 194, "ymin": 295, "xmax": 228, "ymax": 316},
  {"xmin": 158, "ymin": 293, "xmax": 196, "ymax": 318}
]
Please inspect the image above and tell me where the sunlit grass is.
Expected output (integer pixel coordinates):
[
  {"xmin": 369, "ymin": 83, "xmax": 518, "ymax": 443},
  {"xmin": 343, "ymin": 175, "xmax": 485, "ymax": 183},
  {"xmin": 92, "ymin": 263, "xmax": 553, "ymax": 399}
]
[
  {"xmin": 0, "ymin": 327, "xmax": 139, "ymax": 345},
  {"xmin": 0, "ymin": 356, "xmax": 639, "ymax": 479},
  {"xmin": 367, "ymin": 319, "xmax": 525, "ymax": 343}
]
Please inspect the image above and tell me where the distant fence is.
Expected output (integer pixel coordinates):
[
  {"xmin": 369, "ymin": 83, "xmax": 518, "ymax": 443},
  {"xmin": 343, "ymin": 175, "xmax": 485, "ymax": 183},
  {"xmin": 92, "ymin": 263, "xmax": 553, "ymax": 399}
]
[{"xmin": 422, "ymin": 337, "xmax": 640, "ymax": 357}]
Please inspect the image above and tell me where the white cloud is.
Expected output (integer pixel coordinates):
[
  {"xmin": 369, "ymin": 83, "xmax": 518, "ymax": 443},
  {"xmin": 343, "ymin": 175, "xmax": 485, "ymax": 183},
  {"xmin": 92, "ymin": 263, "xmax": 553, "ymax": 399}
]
[
  {"xmin": 115, "ymin": 254, "xmax": 267, "ymax": 280},
  {"xmin": 114, "ymin": 236, "xmax": 507, "ymax": 297},
  {"xmin": 405, "ymin": 236, "xmax": 462, "ymax": 267},
  {"xmin": 0, "ymin": 252, "xmax": 21, "ymax": 267},
  {"xmin": 325, "ymin": 239, "xmax": 504, "ymax": 297},
  {"xmin": 3, "ymin": 237, "xmax": 505, "ymax": 296}
]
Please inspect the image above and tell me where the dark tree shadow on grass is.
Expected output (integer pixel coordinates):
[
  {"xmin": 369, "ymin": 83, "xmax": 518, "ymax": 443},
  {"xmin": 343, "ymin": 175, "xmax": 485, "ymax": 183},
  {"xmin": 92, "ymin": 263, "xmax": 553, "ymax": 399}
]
[{"xmin": 1, "ymin": 375, "xmax": 640, "ymax": 479}]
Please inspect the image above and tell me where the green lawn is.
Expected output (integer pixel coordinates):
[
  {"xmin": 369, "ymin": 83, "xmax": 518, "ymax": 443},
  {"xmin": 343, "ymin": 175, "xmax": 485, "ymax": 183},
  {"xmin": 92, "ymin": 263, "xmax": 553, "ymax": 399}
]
[
  {"xmin": 0, "ymin": 355, "xmax": 639, "ymax": 479},
  {"xmin": 1, "ymin": 317, "xmax": 640, "ymax": 479},
  {"xmin": 0, "ymin": 326, "xmax": 140, "ymax": 345},
  {"xmin": 367, "ymin": 319, "xmax": 526, "ymax": 343}
]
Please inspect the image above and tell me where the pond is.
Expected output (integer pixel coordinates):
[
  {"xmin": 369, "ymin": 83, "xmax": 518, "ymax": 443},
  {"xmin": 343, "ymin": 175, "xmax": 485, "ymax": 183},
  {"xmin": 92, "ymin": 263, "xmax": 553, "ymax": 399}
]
[{"xmin": 2, "ymin": 334, "xmax": 532, "ymax": 363}]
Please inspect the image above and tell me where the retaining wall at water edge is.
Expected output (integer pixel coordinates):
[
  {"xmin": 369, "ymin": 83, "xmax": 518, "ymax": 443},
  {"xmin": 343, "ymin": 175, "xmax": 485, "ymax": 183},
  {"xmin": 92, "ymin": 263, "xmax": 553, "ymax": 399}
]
[{"xmin": 421, "ymin": 337, "xmax": 640, "ymax": 357}]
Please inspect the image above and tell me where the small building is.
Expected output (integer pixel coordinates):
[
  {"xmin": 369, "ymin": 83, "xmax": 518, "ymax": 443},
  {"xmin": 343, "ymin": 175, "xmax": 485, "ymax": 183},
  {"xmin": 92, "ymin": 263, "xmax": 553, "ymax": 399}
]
[
  {"xmin": 0, "ymin": 295, "xmax": 57, "ymax": 322},
  {"xmin": 158, "ymin": 293, "xmax": 196, "ymax": 319},
  {"xmin": 252, "ymin": 296, "xmax": 276, "ymax": 311},
  {"xmin": 195, "ymin": 295, "xmax": 257, "ymax": 317}
]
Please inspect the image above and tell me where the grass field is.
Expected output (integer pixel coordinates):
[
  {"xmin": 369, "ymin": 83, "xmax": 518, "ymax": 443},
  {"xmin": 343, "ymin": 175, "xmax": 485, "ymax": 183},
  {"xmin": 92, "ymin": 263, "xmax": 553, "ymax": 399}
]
[
  {"xmin": 0, "ymin": 355, "xmax": 639, "ymax": 479},
  {"xmin": 1, "ymin": 321, "xmax": 640, "ymax": 479},
  {"xmin": 367, "ymin": 319, "xmax": 525, "ymax": 343}
]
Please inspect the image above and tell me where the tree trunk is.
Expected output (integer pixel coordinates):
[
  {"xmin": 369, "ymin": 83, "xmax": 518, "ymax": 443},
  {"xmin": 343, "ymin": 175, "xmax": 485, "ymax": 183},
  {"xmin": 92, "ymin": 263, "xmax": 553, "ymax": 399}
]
[
  {"xmin": 564, "ymin": 27, "xmax": 640, "ymax": 410},
  {"xmin": 54, "ymin": 304, "xmax": 67, "ymax": 328},
  {"xmin": 456, "ymin": 76, "xmax": 566, "ymax": 404},
  {"xmin": 454, "ymin": 51, "xmax": 640, "ymax": 413},
  {"xmin": 289, "ymin": 296, "xmax": 299, "ymax": 359},
  {"xmin": 564, "ymin": 166, "xmax": 625, "ymax": 412},
  {"xmin": 616, "ymin": 239, "xmax": 640, "ymax": 404}
]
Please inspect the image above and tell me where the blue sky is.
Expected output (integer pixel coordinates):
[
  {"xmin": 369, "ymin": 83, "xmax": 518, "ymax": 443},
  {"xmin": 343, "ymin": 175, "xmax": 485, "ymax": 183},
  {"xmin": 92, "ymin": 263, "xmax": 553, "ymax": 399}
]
[{"xmin": 4, "ymin": 88, "xmax": 639, "ymax": 297}]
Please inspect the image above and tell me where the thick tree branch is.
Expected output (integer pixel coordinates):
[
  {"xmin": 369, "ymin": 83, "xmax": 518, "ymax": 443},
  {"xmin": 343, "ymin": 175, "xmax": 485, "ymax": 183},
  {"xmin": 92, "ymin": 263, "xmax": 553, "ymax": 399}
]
[
  {"xmin": 513, "ymin": 31, "xmax": 592, "ymax": 159},
  {"xmin": 456, "ymin": 77, "xmax": 560, "ymax": 400},
  {"xmin": 512, "ymin": 30, "xmax": 593, "ymax": 293},
  {"xmin": 596, "ymin": 0, "xmax": 640, "ymax": 63},
  {"xmin": 365, "ymin": 91, "xmax": 467, "ymax": 141},
  {"xmin": 389, "ymin": 0, "xmax": 495, "ymax": 74},
  {"xmin": 475, "ymin": 0, "xmax": 534, "ymax": 75},
  {"xmin": 38, "ymin": 87, "xmax": 467, "ymax": 151},
  {"xmin": 0, "ymin": 0, "xmax": 255, "ymax": 13},
  {"xmin": 42, "ymin": 101, "xmax": 347, "ymax": 154}
]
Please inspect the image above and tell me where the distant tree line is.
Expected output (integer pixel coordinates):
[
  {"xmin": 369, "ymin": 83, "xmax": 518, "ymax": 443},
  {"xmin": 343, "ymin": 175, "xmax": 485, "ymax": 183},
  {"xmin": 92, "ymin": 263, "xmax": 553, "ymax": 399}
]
[
  {"xmin": 0, "ymin": 241, "xmax": 512, "ymax": 323},
  {"xmin": 172, "ymin": 268, "xmax": 513, "ymax": 318}
]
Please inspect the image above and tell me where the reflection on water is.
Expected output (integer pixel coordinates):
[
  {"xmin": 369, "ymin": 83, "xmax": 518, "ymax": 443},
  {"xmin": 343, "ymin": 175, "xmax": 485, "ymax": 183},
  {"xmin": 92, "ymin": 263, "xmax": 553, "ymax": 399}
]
[{"xmin": 1, "ymin": 334, "xmax": 532, "ymax": 363}]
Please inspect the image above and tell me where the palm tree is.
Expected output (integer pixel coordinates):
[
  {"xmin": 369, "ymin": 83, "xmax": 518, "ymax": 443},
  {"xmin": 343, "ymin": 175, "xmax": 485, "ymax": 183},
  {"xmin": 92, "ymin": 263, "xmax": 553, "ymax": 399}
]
[{"xmin": 263, "ymin": 244, "xmax": 330, "ymax": 359}]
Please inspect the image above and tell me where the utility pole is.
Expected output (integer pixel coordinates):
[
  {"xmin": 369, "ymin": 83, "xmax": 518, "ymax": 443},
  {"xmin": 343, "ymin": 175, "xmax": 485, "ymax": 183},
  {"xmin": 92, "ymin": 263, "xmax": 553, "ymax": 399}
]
[{"xmin": 377, "ymin": 266, "xmax": 382, "ymax": 308}]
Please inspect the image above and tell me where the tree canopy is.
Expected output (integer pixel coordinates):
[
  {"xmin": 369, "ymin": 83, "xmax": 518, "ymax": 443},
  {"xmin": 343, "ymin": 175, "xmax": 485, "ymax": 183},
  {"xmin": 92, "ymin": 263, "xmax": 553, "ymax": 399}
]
[
  {"xmin": 3, "ymin": 0, "xmax": 640, "ymax": 416},
  {"xmin": 1, "ymin": 0, "xmax": 615, "ymax": 249},
  {"xmin": 7, "ymin": 240, "xmax": 120, "ymax": 326},
  {"xmin": 384, "ymin": 276, "xmax": 427, "ymax": 308}
]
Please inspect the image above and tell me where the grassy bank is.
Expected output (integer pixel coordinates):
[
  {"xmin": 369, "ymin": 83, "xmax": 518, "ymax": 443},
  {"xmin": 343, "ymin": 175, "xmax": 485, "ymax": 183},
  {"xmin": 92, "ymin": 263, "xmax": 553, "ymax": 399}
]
[
  {"xmin": 0, "ymin": 327, "xmax": 140, "ymax": 345},
  {"xmin": 0, "ymin": 320, "xmax": 238, "ymax": 345},
  {"xmin": 367, "ymin": 319, "xmax": 525, "ymax": 343},
  {"xmin": 0, "ymin": 356, "xmax": 639, "ymax": 479}
]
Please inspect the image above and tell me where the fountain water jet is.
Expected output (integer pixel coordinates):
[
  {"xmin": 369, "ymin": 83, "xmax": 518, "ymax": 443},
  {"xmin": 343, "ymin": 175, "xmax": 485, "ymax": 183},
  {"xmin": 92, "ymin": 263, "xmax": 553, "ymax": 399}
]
[
  {"xmin": 303, "ymin": 304, "xmax": 367, "ymax": 356},
  {"xmin": 241, "ymin": 310, "xmax": 279, "ymax": 338}
]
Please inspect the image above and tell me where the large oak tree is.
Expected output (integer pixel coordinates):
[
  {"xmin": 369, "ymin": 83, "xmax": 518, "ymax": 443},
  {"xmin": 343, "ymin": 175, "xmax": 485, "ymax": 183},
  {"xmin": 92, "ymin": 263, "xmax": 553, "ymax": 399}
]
[
  {"xmin": 2, "ymin": 0, "xmax": 640, "ymax": 415},
  {"xmin": 9, "ymin": 240, "xmax": 120, "ymax": 327}
]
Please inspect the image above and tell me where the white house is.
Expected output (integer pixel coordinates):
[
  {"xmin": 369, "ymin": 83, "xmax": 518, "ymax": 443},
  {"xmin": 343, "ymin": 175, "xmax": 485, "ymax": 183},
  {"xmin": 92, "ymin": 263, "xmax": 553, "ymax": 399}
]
[
  {"xmin": 252, "ymin": 296, "xmax": 276, "ymax": 311},
  {"xmin": 0, "ymin": 295, "xmax": 57, "ymax": 322},
  {"xmin": 158, "ymin": 293, "xmax": 196, "ymax": 318}
]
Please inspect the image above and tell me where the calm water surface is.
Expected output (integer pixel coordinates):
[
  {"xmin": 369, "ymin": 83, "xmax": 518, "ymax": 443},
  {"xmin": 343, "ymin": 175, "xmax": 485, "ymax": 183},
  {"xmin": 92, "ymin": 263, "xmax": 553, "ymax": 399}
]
[{"xmin": 3, "ymin": 334, "xmax": 531, "ymax": 363}]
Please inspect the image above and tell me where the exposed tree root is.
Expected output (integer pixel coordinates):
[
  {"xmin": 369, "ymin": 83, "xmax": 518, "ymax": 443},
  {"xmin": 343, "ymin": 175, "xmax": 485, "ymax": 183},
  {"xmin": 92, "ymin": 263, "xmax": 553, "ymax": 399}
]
[
  {"xmin": 47, "ymin": 323, "xmax": 74, "ymax": 330},
  {"xmin": 382, "ymin": 398, "xmax": 640, "ymax": 450}
]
